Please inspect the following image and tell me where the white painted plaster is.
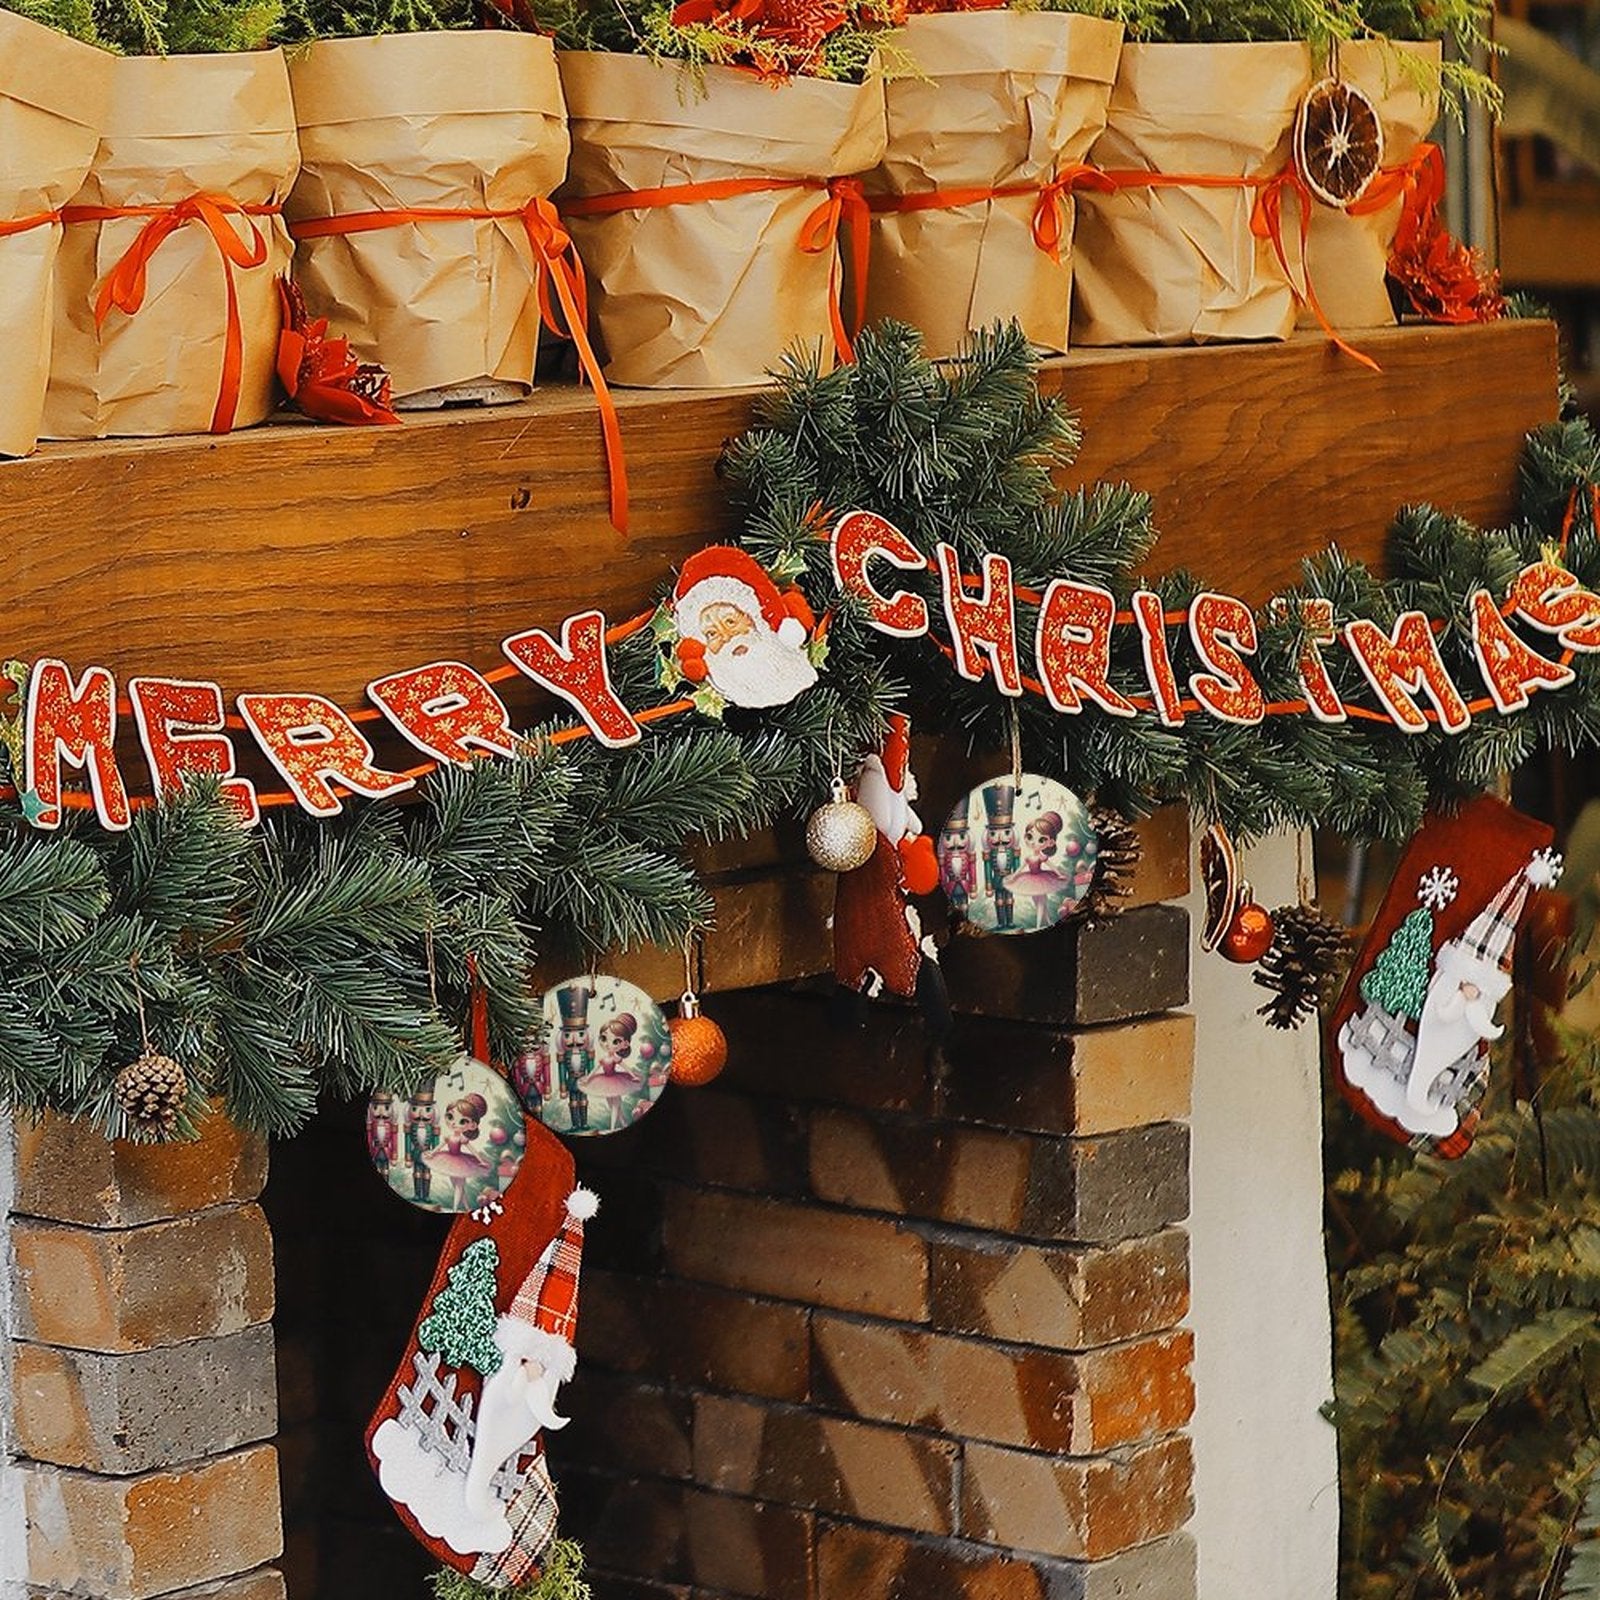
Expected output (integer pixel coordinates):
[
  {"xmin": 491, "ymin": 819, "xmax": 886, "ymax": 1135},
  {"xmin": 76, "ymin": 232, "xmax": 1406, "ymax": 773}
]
[
  {"xmin": 0, "ymin": 1118, "xmax": 29, "ymax": 1600},
  {"xmin": 1183, "ymin": 828, "xmax": 1340, "ymax": 1600}
]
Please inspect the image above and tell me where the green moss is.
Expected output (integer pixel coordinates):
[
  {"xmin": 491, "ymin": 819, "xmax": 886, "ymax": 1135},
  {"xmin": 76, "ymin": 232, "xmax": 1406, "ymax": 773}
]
[{"xmin": 429, "ymin": 1542, "xmax": 593, "ymax": 1600}]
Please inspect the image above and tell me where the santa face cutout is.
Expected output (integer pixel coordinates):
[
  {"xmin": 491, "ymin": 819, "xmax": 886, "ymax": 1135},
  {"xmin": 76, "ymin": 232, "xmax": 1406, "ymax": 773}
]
[
  {"xmin": 369, "ymin": 1057, "xmax": 524, "ymax": 1215},
  {"xmin": 664, "ymin": 545, "xmax": 822, "ymax": 712},
  {"xmin": 523, "ymin": 976, "xmax": 670, "ymax": 1136},
  {"xmin": 940, "ymin": 775, "xmax": 1099, "ymax": 935}
]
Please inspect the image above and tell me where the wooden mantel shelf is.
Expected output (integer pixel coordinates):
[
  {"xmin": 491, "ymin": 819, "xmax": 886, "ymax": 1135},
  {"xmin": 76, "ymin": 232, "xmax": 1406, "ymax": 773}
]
[{"xmin": 2, "ymin": 320, "xmax": 1559, "ymax": 705}]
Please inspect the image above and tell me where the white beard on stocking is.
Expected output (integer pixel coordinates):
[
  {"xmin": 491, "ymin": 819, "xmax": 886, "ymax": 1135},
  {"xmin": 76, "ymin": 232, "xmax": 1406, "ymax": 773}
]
[
  {"xmin": 1402, "ymin": 941, "xmax": 1512, "ymax": 1138},
  {"xmin": 703, "ymin": 626, "xmax": 817, "ymax": 708},
  {"xmin": 462, "ymin": 1356, "xmax": 569, "ymax": 1524}
]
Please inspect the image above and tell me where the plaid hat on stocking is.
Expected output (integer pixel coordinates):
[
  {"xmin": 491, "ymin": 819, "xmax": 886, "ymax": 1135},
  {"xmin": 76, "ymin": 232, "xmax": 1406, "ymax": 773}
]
[
  {"xmin": 494, "ymin": 1186, "xmax": 598, "ymax": 1385},
  {"xmin": 1452, "ymin": 847, "xmax": 1565, "ymax": 982}
]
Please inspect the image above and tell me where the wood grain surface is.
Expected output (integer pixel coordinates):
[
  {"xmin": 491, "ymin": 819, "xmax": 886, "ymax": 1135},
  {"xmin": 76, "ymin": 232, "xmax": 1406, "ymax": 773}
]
[{"xmin": 1, "ymin": 322, "xmax": 1557, "ymax": 704}]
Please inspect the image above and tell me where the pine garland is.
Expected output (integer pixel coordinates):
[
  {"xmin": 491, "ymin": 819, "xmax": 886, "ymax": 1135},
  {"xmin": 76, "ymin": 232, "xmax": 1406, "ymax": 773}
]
[{"xmin": 1, "ymin": 318, "xmax": 1592, "ymax": 1141}]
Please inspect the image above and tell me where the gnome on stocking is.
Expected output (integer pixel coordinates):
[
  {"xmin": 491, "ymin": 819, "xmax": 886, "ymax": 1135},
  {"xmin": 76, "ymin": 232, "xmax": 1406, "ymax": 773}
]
[
  {"xmin": 368, "ymin": 1117, "xmax": 595, "ymax": 1589},
  {"xmin": 832, "ymin": 713, "xmax": 949, "ymax": 1032},
  {"xmin": 1332, "ymin": 794, "xmax": 1558, "ymax": 1157}
]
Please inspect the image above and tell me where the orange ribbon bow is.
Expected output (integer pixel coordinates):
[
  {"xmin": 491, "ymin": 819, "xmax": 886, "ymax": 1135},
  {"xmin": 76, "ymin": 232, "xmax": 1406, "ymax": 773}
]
[
  {"xmin": 866, "ymin": 163, "xmax": 1116, "ymax": 266},
  {"xmin": 62, "ymin": 193, "xmax": 279, "ymax": 434},
  {"xmin": 560, "ymin": 174, "xmax": 870, "ymax": 364},
  {"xmin": 290, "ymin": 198, "xmax": 629, "ymax": 536}
]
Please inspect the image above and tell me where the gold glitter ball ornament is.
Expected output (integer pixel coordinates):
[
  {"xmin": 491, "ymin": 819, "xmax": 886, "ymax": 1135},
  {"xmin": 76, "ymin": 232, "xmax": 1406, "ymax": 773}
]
[
  {"xmin": 806, "ymin": 780, "xmax": 877, "ymax": 873},
  {"xmin": 113, "ymin": 1051, "xmax": 188, "ymax": 1135},
  {"xmin": 668, "ymin": 994, "xmax": 729, "ymax": 1087}
]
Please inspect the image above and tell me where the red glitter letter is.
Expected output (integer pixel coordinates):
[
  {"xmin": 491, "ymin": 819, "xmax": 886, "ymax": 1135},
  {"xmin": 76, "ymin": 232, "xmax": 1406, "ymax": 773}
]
[
  {"xmin": 130, "ymin": 678, "xmax": 258, "ymax": 825},
  {"xmin": 1132, "ymin": 591, "xmax": 1185, "ymax": 726},
  {"xmin": 238, "ymin": 693, "xmax": 416, "ymax": 816},
  {"xmin": 831, "ymin": 511, "xmax": 930, "ymax": 639},
  {"xmin": 1034, "ymin": 580, "xmax": 1135, "ymax": 717},
  {"xmin": 1188, "ymin": 592, "xmax": 1265, "ymax": 725},
  {"xmin": 1509, "ymin": 561, "xmax": 1600, "ymax": 653},
  {"xmin": 25, "ymin": 660, "xmax": 131, "ymax": 831},
  {"xmin": 1343, "ymin": 612, "xmax": 1471, "ymax": 734},
  {"xmin": 502, "ymin": 611, "xmax": 641, "ymax": 749},
  {"xmin": 368, "ymin": 662, "xmax": 517, "ymax": 765},
  {"xmin": 1468, "ymin": 589, "xmax": 1574, "ymax": 712},
  {"xmin": 936, "ymin": 544, "xmax": 1022, "ymax": 696}
]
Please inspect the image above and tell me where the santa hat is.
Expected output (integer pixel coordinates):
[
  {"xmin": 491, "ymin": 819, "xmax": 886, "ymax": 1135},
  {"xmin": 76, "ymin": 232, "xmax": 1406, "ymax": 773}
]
[
  {"xmin": 673, "ymin": 547, "xmax": 812, "ymax": 649},
  {"xmin": 1451, "ymin": 849, "xmax": 1563, "ymax": 980},
  {"xmin": 494, "ymin": 1186, "xmax": 598, "ymax": 1386}
]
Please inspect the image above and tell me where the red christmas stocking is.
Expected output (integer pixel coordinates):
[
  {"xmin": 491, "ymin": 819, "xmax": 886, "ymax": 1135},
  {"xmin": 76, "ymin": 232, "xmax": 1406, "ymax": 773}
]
[
  {"xmin": 367, "ymin": 1115, "xmax": 595, "ymax": 1588},
  {"xmin": 1330, "ymin": 793, "xmax": 1558, "ymax": 1158}
]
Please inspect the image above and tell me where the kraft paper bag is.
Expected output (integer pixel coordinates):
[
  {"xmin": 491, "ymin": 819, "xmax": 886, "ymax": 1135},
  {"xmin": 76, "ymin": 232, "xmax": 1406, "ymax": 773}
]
[
  {"xmin": 864, "ymin": 10, "xmax": 1122, "ymax": 358},
  {"xmin": 287, "ymin": 31, "xmax": 570, "ymax": 403},
  {"xmin": 1290, "ymin": 41, "xmax": 1441, "ymax": 332},
  {"xmin": 1073, "ymin": 41, "xmax": 1311, "ymax": 347},
  {"xmin": 0, "ymin": 13, "xmax": 111, "ymax": 457},
  {"xmin": 557, "ymin": 53, "xmax": 888, "ymax": 389},
  {"xmin": 43, "ymin": 49, "xmax": 298, "ymax": 440}
]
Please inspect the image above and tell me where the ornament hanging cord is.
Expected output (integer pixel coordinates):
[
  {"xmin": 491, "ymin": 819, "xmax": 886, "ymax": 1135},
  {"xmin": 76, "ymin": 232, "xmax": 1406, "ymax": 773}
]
[{"xmin": 1009, "ymin": 703, "xmax": 1023, "ymax": 789}]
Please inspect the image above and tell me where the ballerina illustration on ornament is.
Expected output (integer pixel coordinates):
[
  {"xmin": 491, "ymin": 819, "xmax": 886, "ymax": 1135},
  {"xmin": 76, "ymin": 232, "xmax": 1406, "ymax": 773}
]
[{"xmin": 529, "ymin": 977, "xmax": 670, "ymax": 1136}]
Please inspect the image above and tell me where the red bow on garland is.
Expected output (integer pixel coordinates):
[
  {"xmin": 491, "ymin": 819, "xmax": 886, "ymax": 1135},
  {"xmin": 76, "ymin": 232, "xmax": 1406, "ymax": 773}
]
[{"xmin": 275, "ymin": 279, "xmax": 400, "ymax": 428}]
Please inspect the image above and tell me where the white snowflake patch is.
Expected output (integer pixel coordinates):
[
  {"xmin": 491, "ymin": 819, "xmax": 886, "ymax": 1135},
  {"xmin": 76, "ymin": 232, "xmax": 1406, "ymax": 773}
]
[
  {"xmin": 1417, "ymin": 866, "xmax": 1460, "ymax": 912},
  {"xmin": 1527, "ymin": 847, "xmax": 1565, "ymax": 890}
]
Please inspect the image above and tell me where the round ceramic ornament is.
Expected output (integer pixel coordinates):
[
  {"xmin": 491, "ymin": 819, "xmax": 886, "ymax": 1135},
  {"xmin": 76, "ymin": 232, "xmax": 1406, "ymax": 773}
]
[
  {"xmin": 938, "ymin": 776, "xmax": 1099, "ymax": 935},
  {"xmin": 367, "ymin": 1055, "xmax": 524, "ymax": 1215},
  {"xmin": 524, "ymin": 975, "xmax": 671, "ymax": 1135}
]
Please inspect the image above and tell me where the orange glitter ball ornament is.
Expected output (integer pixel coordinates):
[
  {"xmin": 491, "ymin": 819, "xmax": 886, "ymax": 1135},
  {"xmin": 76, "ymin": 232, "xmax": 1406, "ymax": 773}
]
[{"xmin": 669, "ymin": 994, "xmax": 728, "ymax": 1087}]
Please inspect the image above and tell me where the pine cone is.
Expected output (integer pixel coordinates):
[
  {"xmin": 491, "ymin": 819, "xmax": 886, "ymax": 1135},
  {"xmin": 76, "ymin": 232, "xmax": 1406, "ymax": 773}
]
[
  {"xmin": 1081, "ymin": 809, "xmax": 1142, "ymax": 921},
  {"xmin": 1253, "ymin": 905, "xmax": 1349, "ymax": 1030},
  {"xmin": 113, "ymin": 1052, "xmax": 188, "ymax": 1135}
]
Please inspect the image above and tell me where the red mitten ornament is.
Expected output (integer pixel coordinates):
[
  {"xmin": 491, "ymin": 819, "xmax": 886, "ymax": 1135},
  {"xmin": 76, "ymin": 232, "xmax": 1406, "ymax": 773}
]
[
  {"xmin": 367, "ymin": 1118, "xmax": 594, "ymax": 1588},
  {"xmin": 1330, "ymin": 794, "xmax": 1558, "ymax": 1158}
]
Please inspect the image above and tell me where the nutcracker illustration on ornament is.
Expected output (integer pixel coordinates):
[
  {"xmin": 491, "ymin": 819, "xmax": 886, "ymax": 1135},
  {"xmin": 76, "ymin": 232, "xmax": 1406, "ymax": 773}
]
[
  {"xmin": 981, "ymin": 783, "xmax": 1019, "ymax": 931},
  {"xmin": 945, "ymin": 777, "xmax": 1098, "ymax": 935},
  {"xmin": 368, "ymin": 1091, "xmax": 399, "ymax": 1179},
  {"xmin": 533, "ymin": 977, "xmax": 670, "ymax": 1136},
  {"xmin": 938, "ymin": 809, "xmax": 977, "ymax": 916},
  {"xmin": 556, "ymin": 985, "xmax": 593, "ymax": 1133},
  {"xmin": 407, "ymin": 1090, "xmax": 439, "ymax": 1203}
]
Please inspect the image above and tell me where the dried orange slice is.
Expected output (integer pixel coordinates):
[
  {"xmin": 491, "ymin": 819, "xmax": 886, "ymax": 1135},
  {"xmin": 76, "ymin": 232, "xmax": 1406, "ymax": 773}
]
[
  {"xmin": 1295, "ymin": 77, "xmax": 1384, "ymax": 209},
  {"xmin": 1199, "ymin": 823, "xmax": 1240, "ymax": 954}
]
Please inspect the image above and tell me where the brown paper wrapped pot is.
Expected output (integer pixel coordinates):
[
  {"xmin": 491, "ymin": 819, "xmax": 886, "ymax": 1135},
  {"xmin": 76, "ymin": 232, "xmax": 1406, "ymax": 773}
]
[
  {"xmin": 557, "ymin": 53, "xmax": 887, "ymax": 389},
  {"xmin": 1072, "ymin": 41, "xmax": 1311, "ymax": 347},
  {"xmin": 1290, "ymin": 40, "xmax": 1441, "ymax": 333},
  {"xmin": 864, "ymin": 10, "xmax": 1122, "ymax": 358},
  {"xmin": 43, "ymin": 49, "xmax": 298, "ymax": 440},
  {"xmin": 0, "ymin": 13, "xmax": 111, "ymax": 458},
  {"xmin": 286, "ymin": 31, "xmax": 570, "ymax": 405}
]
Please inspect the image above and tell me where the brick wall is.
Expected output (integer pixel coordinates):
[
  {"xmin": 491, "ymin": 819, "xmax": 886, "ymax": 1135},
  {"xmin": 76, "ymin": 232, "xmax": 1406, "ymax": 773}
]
[
  {"xmin": 548, "ymin": 812, "xmax": 1198, "ymax": 1600},
  {"xmin": 9, "ymin": 1112, "xmax": 284, "ymax": 1600}
]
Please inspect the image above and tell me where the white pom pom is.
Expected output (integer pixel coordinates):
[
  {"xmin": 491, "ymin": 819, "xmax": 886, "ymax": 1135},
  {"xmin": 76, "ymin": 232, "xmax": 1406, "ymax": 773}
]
[
  {"xmin": 1526, "ymin": 848, "xmax": 1564, "ymax": 890},
  {"xmin": 777, "ymin": 616, "xmax": 807, "ymax": 649},
  {"xmin": 566, "ymin": 1186, "xmax": 600, "ymax": 1221}
]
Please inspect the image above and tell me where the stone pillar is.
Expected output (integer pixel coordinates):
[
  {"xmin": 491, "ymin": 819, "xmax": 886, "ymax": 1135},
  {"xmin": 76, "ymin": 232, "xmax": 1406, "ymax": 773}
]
[
  {"xmin": 8, "ymin": 1113, "xmax": 284, "ymax": 1600},
  {"xmin": 549, "ymin": 809, "xmax": 1198, "ymax": 1600}
]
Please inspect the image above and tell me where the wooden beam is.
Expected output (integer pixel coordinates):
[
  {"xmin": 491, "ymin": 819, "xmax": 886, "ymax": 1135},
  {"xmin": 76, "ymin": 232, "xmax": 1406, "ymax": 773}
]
[
  {"xmin": 1, "ymin": 321, "xmax": 1557, "ymax": 704},
  {"xmin": 1501, "ymin": 204, "xmax": 1600, "ymax": 291}
]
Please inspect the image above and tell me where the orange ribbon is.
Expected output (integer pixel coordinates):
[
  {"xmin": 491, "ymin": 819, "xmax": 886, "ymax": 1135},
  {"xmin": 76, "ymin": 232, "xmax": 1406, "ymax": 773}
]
[
  {"xmin": 61, "ymin": 193, "xmax": 279, "ymax": 434},
  {"xmin": 0, "ymin": 210, "xmax": 62, "ymax": 238},
  {"xmin": 290, "ymin": 197, "xmax": 629, "ymax": 536},
  {"xmin": 560, "ymin": 174, "xmax": 870, "ymax": 363},
  {"xmin": 1089, "ymin": 162, "xmax": 1382, "ymax": 373},
  {"xmin": 866, "ymin": 163, "xmax": 1117, "ymax": 265}
]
